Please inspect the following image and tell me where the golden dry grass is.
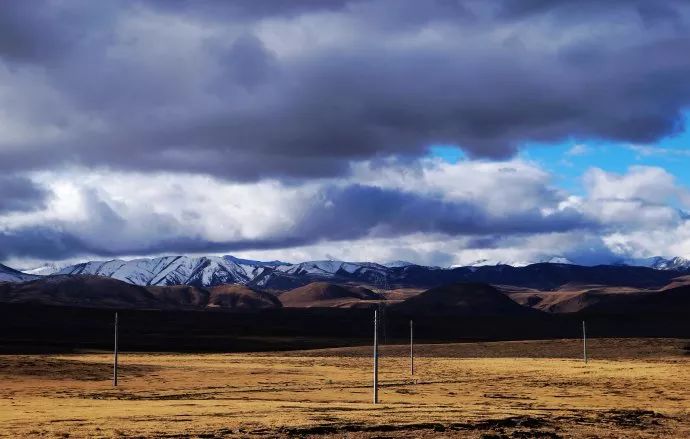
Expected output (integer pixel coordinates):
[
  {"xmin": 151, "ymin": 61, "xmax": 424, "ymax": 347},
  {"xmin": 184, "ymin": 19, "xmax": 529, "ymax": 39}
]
[{"xmin": 1, "ymin": 338, "xmax": 688, "ymax": 438}]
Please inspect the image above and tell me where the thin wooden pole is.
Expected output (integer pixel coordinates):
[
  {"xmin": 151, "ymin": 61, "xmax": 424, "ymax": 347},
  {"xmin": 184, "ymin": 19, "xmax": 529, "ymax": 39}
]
[
  {"xmin": 582, "ymin": 320, "xmax": 587, "ymax": 364},
  {"xmin": 113, "ymin": 312, "xmax": 119, "ymax": 387},
  {"xmin": 410, "ymin": 320, "xmax": 414, "ymax": 376},
  {"xmin": 373, "ymin": 309, "xmax": 379, "ymax": 404}
]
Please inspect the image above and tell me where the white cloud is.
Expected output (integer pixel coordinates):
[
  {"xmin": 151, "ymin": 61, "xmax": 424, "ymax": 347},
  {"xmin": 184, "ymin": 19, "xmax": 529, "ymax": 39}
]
[
  {"xmin": 583, "ymin": 165, "xmax": 689, "ymax": 205},
  {"xmin": 627, "ymin": 144, "xmax": 690, "ymax": 158},
  {"xmin": 2, "ymin": 162, "xmax": 690, "ymax": 268},
  {"xmin": 566, "ymin": 144, "xmax": 590, "ymax": 156},
  {"xmin": 351, "ymin": 158, "xmax": 560, "ymax": 215}
]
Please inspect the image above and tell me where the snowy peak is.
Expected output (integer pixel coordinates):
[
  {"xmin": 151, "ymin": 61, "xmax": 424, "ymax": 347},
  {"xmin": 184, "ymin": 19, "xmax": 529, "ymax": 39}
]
[
  {"xmin": 463, "ymin": 256, "xmax": 575, "ymax": 268},
  {"xmin": 22, "ymin": 262, "xmax": 72, "ymax": 276},
  {"xmin": 625, "ymin": 256, "xmax": 690, "ymax": 271},
  {"xmin": 651, "ymin": 256, "xmax": 690, "ymax": 271}
]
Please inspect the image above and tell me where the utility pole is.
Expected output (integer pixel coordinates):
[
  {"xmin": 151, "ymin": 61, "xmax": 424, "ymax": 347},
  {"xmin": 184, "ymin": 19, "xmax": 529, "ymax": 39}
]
[
  {"xmin": 410, "ymin": 320, "xmax": 414, "ymax": 376},
  {"xmin": 582, "ymin": 320, "xmax": 587, "ymax": 364},
  {"xmin": 373, "ymin": 309, "xmax": 379, "ymax": 404},
  {"xmin": 113, "ymin": 312, "xmax": 119, "ymax": 387}
]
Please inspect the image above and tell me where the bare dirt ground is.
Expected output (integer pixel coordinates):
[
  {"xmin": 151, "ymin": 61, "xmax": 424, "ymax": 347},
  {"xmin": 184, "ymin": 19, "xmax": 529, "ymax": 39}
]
[{"xmin": 1, "ymin": 338, "xmax": 688, "ymax": 438}]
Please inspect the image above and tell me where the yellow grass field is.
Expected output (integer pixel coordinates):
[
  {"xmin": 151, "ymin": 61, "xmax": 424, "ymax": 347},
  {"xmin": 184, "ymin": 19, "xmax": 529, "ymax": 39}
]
[{"xmin": 1, "ymin": 338, "xmax": 689, "ymax": 438}]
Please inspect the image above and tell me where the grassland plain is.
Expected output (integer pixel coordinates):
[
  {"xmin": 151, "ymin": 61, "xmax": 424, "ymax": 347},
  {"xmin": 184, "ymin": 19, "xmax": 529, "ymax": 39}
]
[{"xmin": 1, "ymin": 338, "xmax": 688, "ymax": 438}]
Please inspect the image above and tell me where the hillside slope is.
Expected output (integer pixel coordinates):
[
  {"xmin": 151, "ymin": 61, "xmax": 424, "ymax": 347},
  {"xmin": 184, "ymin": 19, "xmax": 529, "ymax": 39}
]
[
  {"xmin": 0, "ymin": 275, "xmax": 159, "ymax": 308},
  {"xmin": 392, "ymin": 282, "xmax": 536, "ymax": 316},
  {"xmin": 279, "ymin": 282, "xmax": 381, "ymax": 308},
  {"xmin": 0, "ymin": 276, "xmax": 281, "ymax": 310},
  {"xmin": 208, "ymin": 284, "xmax": 282, "ymax": 309},
  {"xmin": 0, "ymin": 264, "xmax": 39, "ymax": 283}
]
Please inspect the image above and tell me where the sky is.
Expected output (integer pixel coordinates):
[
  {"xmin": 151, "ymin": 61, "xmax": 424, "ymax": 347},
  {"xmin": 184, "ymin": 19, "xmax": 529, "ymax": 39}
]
[{"xmin": 1, "ymin": 0, "xmax": 690, "ymax": 269}]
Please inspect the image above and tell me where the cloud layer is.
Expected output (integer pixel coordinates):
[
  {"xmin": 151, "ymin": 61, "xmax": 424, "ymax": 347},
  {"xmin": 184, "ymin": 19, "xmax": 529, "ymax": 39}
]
[
  {"xmin": 2, "ymin": 1, "xmax": 690, "ymax": 180},
  {"xmin": 0, "ymin": 175, "xmax": 48, "ymax": 214},
  {"xmin": 2, "ymin": 159, "xmax": 689, "ymax": 267},
  {"xmin": 2, "ymin": 1, "xmax": 690, "ymax": 267}
]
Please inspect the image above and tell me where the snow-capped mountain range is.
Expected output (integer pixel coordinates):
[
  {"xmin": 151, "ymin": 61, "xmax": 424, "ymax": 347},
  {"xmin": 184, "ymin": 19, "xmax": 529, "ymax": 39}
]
[
  {"xmin": 54, "ymin": 255, "xmax": 288, "ymax": 287},
  {"xmin": 3, "ymin": 254, "xmax": 689, "ymax": 289},
  {"xmin": 460, "ymin": 256, "xmax": 576, "ymax": 268},
  {"xmin": 461, "ymin": 255, "xmax": 690, "ymax": 270},
  {"xmin": 7, "ymin": 256, "xmax": 396, "ymax": 289}
]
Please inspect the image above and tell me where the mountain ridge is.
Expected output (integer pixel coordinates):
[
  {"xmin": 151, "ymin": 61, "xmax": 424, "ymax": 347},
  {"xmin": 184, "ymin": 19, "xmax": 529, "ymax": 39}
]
[
  {"xmin": 0, "ymin": 264, "xmax": 40, "ymax": 283},
  {"xmin": 5, "ymin": 255, "xmax": 689, "ymax": 290}
]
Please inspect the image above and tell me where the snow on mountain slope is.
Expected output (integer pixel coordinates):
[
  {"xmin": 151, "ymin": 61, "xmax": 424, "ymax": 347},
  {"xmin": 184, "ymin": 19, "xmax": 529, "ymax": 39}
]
[
  {"xmin": 57, "ymin": 256, "xmax": 271, "ymax": 287},
  {"xmin": 0, "ymin": 264, "xmax": 40, "ymax": 282},
  {"xmin": 654, "ymin": 256, "xmax": 690, "ymax": 270},
  {"xmin": 623, "ymin": 256, "xmax": 690, "ymax": 271},
  {"xmin": 222, "ymin": 255, "xmax": 288, "ymax": 268},
  {"xmin": 22, "ymin": 262, "xmax": 72, "ymax": 276},
  {"xmin": 383, "ymin": 260, "xmax": 416, "ymax": 268},
  {"xmin": 17, "ymin": 253, "xmax": 690, "ymax": 290},
  {"xmin": 276, "ymin": 260, "xmax": 388, "ymax": 277},
  {"xmin": 459, "ymin": 256, "xmax": 575, "ymax": 268}
]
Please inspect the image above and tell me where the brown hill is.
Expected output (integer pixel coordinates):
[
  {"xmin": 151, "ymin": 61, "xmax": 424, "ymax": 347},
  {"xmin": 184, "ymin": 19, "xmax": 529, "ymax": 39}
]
[
  {"xmin": 148, "ymin": 285, "xmax": 210, "ymax": 308},
  {"xmin": 208, "ymin": 284, "xmax": 281, "ymax": 309},
  {"xmin": 661, "ymin": 275, "xmax": 690, "ymax": 289},
  {"xmin": 576, "ymin": 284, "xmax": 690, "ymax": 315},
  {"xmin": 508, "ymin": 291, "xmax": 585, "ymax": 313},
  {"xmin": 392, "ymin": 282, "xmax": 536, "ymax": 316},
  {"xmin": 0, "ymin": 275, "xmax": 159, "ymax": 309},
  {"xmin": 0, "ymin": 276, "xmax": 282, "ymax": 311},
  {"xmin": 279, "ymin": 282, "xmax": 381, "ymax": 308},
  {"xmin": 507, "ymin": 284, "xmax": 642, "ymax": 313},
  {"xmin": 508, "ymin": 282, "xmax": 690, "ymax": 314}
]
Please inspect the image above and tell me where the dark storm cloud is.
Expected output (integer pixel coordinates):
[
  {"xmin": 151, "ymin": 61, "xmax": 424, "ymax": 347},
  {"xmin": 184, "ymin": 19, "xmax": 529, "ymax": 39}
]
[
  {"xmin": 0, "ymin": 182, "xmax": 593, "ymax": 260},
  {"xmin": 0, "ymin": 226, "xmax": 310, "ymax": 261},
  {"xmin": 0, "ymin": 227, "xmax": 93, "ymax": 261},
  {"xmin": 0, "ymin": 1, "xmax": 117, "ymax": 63},
  {"xmin": 0, "ymin": 176, "xmax": 48, "ymax": 213},
  {"xmin": 295, "ymin": 184, "xmax": 592, "ymax": 239},
  {"xmin": 146, "ymin": 0, "xmax": 357, "ymax": 20},
  {"xmin": 1, "ymin": 0, "xmax": 690, "ymax": 181},
  {"xmin": 0, "ymin": 2, "xmax": 74, "ymax": 62},
  {"xmin": 498, "ymin": 0, "xmax": 685, "ymax": 23}
]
